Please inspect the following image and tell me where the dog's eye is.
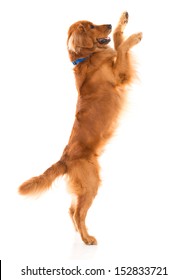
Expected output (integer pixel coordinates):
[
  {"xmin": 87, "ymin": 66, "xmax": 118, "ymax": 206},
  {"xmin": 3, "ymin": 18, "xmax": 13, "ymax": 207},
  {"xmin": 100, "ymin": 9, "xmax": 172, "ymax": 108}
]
[{"xmin": 90, "ymin": 25, "xmax": 95, "ymax": 29}]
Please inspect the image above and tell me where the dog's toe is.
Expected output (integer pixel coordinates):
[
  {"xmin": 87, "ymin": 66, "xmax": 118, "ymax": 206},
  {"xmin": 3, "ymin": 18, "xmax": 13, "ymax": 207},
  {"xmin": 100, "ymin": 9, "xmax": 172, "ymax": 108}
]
[{"xmin": 83, "ymin": 235, "xmax": 97, "ymax": 245}]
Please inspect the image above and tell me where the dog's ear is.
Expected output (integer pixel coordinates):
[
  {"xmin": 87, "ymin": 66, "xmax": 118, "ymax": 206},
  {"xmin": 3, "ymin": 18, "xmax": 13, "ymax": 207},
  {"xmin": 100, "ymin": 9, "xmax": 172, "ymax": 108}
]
[
  {"xmin": 68, "ymin": 24, "xmax": 94, "ymax": 52},
  {"xmin": 77, "ymin": 23, "xmax": 85, "ymax": 32}
]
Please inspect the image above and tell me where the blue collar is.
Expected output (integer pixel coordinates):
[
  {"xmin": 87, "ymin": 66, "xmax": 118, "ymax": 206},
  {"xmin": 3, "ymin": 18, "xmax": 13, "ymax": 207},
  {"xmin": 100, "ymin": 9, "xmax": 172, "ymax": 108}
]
[{"xmin": 72, "ymin": 56, "xmax": 89, "ymax": 65}]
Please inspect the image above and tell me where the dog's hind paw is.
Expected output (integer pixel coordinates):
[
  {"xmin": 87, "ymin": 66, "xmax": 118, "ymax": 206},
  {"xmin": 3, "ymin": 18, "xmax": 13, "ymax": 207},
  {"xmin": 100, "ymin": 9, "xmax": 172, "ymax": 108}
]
[{"xmin": 82, "ymin": 235, "xmax": 97, "ymax": 245}]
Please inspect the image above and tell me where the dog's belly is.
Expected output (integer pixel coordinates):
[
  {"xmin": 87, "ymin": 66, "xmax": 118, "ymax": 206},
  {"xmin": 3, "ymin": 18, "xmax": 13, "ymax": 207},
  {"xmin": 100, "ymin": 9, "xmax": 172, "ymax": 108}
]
[{"xmin": 64, "ymin": 85, "xmax": 126, "ymax": 160}]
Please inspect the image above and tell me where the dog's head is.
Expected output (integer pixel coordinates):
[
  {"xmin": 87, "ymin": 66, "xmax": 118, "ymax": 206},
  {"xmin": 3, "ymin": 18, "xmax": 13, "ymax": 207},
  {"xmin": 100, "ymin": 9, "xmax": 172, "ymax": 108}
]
[{"xmin": 67, "ymin": 20, "xmax": 112, "ymax": 54}]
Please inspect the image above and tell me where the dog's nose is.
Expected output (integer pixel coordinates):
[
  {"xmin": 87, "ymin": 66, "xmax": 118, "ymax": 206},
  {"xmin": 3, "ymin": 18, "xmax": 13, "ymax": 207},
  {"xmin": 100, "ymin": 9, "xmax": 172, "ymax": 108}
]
[{"xmin": 107, "ymin": 24, "xmax": 112, "ymax": 29}]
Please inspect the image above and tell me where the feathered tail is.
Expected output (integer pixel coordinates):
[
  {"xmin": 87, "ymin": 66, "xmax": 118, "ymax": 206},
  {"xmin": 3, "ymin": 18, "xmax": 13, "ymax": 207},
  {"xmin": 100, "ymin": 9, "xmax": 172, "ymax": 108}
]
[{"xmin": 19, "ymin": 160, "xmax": 67, "ymax": 196}]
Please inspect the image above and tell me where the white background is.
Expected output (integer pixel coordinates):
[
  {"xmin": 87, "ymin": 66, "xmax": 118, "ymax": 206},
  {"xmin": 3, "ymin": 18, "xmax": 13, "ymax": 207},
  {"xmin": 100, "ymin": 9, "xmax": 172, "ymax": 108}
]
[{"xmin": 0, "ymin": 0, "xmax": 187, "ymax": 279}]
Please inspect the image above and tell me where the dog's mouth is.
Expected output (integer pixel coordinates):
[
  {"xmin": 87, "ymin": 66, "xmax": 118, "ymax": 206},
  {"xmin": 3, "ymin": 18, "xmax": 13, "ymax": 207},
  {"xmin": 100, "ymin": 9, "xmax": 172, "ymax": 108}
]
[{"xmin": 97, "ymin": 37, "xmax": 111, "ymax": 44}]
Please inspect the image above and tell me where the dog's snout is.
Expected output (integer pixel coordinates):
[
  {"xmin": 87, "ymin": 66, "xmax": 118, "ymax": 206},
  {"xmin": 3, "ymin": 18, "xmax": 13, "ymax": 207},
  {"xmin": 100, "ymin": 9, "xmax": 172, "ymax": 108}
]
[{"xmin": 107, "ymin": 24, "xmax": 112, "ymax": 30}]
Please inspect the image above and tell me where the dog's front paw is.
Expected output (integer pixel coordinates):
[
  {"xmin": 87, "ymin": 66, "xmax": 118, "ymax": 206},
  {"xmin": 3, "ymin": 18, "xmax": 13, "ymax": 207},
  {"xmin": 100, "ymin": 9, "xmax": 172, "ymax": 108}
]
[
  {"xmin": 119, "ymin": 11, "xmax": 129, "ymax": 26},
  {"xmin": 126, "ymin": 32, "xmax": 143, "ymax": 49},
  {"xmin": 132, "ymin": 32, "xmax": 143, "ymax": 44},
  {"xmin": 117, "ymin": 11, "xmax": 128, "ymax": 32}
]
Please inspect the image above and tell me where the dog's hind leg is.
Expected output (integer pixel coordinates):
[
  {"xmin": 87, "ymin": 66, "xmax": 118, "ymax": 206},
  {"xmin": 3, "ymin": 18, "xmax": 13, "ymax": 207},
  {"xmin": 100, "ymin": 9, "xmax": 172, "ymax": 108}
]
[
  {"xmin": 69, "ymin": 197, "xmax": 78, "ymax": 231},
  {"xmin": 68, "ymin": 159, "xmax": 100, "ymax": 245},
  {"xmin": 67, "ymin": 158, "xmax": 100, "ymax": 245},
  {"xmin": 74, "ymin": 192, "xmax": 98, "ymax": 245}
]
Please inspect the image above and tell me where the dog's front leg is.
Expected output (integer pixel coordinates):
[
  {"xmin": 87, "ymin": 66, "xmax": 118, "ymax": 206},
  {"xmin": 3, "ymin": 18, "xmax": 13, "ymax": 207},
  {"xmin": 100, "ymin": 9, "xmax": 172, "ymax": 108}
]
[
  {"xmin": 113, "ymin": 11, "xmax": 129, "ymax": 50},
  {"xmin": 113, "ymin": 32, "xmax": 142, "ymax": 85}
]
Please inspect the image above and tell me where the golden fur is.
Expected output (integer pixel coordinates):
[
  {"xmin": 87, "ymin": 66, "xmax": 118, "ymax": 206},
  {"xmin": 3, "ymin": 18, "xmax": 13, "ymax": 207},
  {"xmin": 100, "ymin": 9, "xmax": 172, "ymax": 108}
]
[{"xmin": 19, "ymin": 12, "xmax": 142, "ymax": 245}]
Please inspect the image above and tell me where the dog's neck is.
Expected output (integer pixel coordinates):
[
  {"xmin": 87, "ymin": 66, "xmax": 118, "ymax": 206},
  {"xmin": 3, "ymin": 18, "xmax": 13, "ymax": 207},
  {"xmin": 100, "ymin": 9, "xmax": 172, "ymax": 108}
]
[
  {"xmin": 68, "ymin": 49, "xmax": 92, "ymax": 64},
  {"xmin": 72, "ymin": 56, "xmax": 90, "ymax": 66},
  {"xmin": 68, "ymin": 45, "xmax": 109, "ymax": 66}
]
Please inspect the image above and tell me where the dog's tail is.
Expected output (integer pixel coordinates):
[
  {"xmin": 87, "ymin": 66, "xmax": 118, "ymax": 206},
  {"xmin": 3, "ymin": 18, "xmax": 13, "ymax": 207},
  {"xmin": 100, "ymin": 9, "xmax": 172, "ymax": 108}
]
[{"xmin": 18, "ymin": 160, "xmax": 67, "ymax": 196}]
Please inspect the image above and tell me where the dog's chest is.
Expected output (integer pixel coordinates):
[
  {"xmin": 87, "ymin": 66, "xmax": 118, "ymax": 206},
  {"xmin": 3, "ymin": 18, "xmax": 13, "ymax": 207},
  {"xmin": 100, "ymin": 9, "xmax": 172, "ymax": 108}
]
[{"xmin": 78, "ymin": 64, "xmax": 115, "ymax": 93}]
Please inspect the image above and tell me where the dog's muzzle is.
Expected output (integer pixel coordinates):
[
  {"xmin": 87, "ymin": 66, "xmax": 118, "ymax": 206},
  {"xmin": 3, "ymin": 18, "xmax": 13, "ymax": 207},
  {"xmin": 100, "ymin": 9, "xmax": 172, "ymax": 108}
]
[{"xmin": 97, "ymin": 37, "xmax": 111, "ymax": 44}]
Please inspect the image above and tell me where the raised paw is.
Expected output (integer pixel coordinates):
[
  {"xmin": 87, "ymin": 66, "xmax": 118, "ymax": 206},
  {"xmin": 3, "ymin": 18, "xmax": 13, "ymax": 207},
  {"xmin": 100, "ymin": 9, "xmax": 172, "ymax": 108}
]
[
  {"xmin": 119, "ymin": 11, "xmax": 129, "ymax": 26},
  {"xmin": 126, "ymin": 32, "xmax": 143, "ymax": 49},
  {"xmin": 136, "ymin": 32, "xmax": 143, "ymax": 41}
]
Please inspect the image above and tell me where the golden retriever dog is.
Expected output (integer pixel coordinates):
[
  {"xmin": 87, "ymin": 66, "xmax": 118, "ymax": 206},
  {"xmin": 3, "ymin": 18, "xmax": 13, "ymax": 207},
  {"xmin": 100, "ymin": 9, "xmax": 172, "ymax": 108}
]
[{"xmin": 19, "ymin": 12, "xmax": 142, "ymax": 245}]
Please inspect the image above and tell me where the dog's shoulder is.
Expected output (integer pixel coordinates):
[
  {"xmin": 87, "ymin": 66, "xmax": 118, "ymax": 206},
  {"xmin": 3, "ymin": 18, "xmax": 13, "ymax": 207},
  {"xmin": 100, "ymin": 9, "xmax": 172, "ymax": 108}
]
[{"xmin": 73, "ymin": 47, "xmax": 117, "ymax": 91}]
